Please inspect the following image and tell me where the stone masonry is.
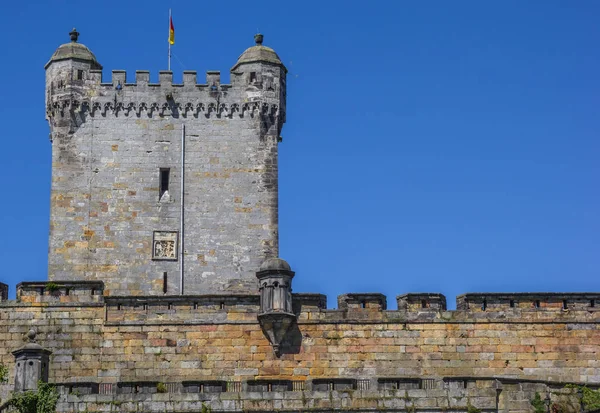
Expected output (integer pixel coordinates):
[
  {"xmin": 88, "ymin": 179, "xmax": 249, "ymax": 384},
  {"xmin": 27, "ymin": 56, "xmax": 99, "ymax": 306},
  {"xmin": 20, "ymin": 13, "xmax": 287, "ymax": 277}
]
[
  {"xmin": 45, "ymin": 30, "xmax": 285, "ymax": 295},
  {"xmin": 0, "ymin": 29, "xmax": 598, "ymax": 413},
  {"xmin": 0, "ymin": 286, "xmax": 599, "ymax": 413}
]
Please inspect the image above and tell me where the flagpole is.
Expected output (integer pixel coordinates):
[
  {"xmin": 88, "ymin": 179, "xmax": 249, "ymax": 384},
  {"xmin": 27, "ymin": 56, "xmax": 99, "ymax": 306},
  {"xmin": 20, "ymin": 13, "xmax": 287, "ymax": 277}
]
[{"xmin": 168, "ymin": 9, "xmax": 171, "ymax": 71}]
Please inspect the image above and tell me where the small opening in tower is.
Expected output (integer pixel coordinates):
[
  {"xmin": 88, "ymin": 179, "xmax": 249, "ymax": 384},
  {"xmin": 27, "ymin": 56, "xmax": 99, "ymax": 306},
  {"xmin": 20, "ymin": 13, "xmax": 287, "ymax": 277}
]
[
  {"xmin": 591, "ymin": 299, "xmax": 596, "ymax": 308},
  {"xmin": 249, "ymin": 72, "xmax": 256, "ymax": 83},
  {"xmin": 360, "ymin": 300, "xmax": 366, "ymax": 309},
  {"xmin": 143, "ymin": 303, "xmax": 148, "ymax": 311},
  {"xmin": 535, "ymin": 300, "xmax": 541, "ymax": 309},
  {"xmin": 562, "ymin": 300, "xmax": 568, "ymax": 310},
  {"xmin": 168, "ymin": 302, "xmax": 173, "ymax": 310},
  {"xmin": 421, "ymin": 300, "xmax": 427, "ymax": 309},
  {"xmin": 159, "ymin": 168, "xmax": 170, "ymax": 200},
  {"xmin": 163, "ymin": 272, "xmax": 168, "ymax": 294},
  {"xmin": 509, "ymin": 299, "xmax": 515, "ymax": 308},
  {"xmin": 193, "ymin": 302, "xmax": 198, "ymax": 310},
  {"xmin": 220, "ymin": 301, "xmax": 225, "ymax": 309},
  {"xmin": 65, "ymin": 288, "xmax": 70, "ymax": 296},
  {"xmin": 481, "ymin": 299, "xmax": 487, "ymax": 311},
  {"xmin": 77, "ymin": 70, "xmax": 83, "ymax": 80}
]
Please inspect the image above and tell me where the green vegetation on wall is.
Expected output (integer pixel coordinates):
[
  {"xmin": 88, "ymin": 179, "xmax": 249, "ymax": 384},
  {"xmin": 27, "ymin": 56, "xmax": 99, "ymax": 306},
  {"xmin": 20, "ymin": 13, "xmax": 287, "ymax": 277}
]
[{"xmin": 9, "ymin": 382, "xmax": 59, "ymax": 413}]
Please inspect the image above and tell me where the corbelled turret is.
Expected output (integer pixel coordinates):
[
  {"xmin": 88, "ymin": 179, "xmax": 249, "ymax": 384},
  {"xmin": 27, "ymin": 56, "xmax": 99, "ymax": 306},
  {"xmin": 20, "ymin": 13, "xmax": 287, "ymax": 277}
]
[
  {"xmin": 45, "ymin": 29, "xmax": 102, "ymax": 125},
  {"xmin": 230, "ymin": 34, "xmax": 287, "ymax": 128}
]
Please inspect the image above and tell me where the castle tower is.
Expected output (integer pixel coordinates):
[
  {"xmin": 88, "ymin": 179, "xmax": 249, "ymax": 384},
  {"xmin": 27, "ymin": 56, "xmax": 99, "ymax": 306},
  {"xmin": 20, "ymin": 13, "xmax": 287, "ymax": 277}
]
[{"xmin": 45, "ymin": 31, "xmax": 287, "ymax": 295}]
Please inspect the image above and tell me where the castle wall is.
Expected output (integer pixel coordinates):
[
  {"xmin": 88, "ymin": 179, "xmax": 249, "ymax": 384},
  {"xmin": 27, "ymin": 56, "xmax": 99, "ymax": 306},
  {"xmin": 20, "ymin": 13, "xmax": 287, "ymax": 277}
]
[
  {"xmin": 1, "ymin": 287, "xmax": 599, "ymax": 407},
  {"xmin": 46, "ymin": 69, "xmax": 284, "ymax": 295}
]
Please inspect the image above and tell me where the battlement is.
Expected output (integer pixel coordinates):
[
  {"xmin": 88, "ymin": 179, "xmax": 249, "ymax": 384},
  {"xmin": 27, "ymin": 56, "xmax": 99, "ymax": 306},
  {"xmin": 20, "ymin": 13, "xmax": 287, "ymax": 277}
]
[
  {"xmin": 0, "ymin": 282, "xmax": 7, "ymax": 301},
  {"xmin": 456, "ymin": 292, "xmax": 600, "ymax": 312},
  {"xmin": 46, "ymin": 66, "xmax": 284, "ymax": 122},
  {"xmin": 88, "ymin": 70, "xmax": 233, "ymax": 89},
  {"xmin": 16, "ymin": 281, "xmax": 104, "ymax": 304},
  {"xmin": 4, "ymin": 284, "xmax": 600, "ymax": 321},
  {"xmin": 397, "ymin": 293, "xmax": 447, "ymax": 311}
]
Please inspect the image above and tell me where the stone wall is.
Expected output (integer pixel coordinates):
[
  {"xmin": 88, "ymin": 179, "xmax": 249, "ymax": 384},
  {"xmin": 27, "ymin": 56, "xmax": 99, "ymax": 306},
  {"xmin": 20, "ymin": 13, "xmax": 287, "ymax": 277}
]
[
  {"xmin": 46, "ymin": 60, "xmax": 285, "ymax": 296},
  {"xmin": 0, "ymin": 285, "xmax": 598, "ymax": 412}
]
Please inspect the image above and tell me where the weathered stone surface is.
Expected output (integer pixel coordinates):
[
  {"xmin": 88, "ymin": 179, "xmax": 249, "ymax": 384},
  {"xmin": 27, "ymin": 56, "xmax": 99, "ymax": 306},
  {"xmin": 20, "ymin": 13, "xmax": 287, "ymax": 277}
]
[{"xmin": 45, "ymin": 32, "xmax": 286, "ymax": 296}]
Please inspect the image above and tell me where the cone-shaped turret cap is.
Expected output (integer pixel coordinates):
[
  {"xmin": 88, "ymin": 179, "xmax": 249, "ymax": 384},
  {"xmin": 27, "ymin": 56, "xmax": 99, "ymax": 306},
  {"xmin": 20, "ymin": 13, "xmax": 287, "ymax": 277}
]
[{"xmin": 45, "ymin": 28, "xmax": 102, "ymax": 69}]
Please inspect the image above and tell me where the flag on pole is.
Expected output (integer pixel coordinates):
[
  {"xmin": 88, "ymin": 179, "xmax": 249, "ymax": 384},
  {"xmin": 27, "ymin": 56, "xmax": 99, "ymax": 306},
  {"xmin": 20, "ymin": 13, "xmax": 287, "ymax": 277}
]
[{"xmin": 169, "ymin": 14, "xmax": 175, "ymax": 45}]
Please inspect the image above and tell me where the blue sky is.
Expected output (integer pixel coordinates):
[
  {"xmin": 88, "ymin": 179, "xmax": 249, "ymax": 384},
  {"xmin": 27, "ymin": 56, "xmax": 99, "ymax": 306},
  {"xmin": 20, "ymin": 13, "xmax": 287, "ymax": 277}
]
[{"xmin": 0, "ymin": 1, "xmax": 598, "ymax": 307}]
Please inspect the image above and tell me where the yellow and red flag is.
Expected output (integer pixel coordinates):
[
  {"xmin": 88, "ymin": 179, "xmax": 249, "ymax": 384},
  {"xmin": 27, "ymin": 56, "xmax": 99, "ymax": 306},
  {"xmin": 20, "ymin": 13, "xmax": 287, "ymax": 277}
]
[{"xmin": 169, "ymin": 15, "xmax": 175, "ymax": 45}]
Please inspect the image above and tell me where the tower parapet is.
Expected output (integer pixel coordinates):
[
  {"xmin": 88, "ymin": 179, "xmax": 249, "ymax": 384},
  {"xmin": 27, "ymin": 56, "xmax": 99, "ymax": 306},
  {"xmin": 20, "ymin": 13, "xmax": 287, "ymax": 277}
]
[{"xmin": 45, "ymin": 31, "xmax": 286, "ymax": 296}]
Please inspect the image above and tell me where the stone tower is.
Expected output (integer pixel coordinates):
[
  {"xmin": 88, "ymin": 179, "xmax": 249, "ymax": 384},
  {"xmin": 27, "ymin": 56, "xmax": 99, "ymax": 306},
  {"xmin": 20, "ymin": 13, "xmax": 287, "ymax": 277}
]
[{"xmin": 45, "ymin": 30, "xmax": 287, "ymax": 295}]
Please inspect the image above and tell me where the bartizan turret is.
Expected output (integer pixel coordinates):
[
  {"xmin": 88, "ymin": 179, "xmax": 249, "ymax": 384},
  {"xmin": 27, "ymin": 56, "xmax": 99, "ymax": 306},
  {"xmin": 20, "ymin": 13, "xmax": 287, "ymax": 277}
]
[
  {"xmin": 230, "ymin": 33, "xmax": 287, "ymax": 135},
  {"xmin": 45, "ymin": 28, "xmax": 102, "ymax": 135}
]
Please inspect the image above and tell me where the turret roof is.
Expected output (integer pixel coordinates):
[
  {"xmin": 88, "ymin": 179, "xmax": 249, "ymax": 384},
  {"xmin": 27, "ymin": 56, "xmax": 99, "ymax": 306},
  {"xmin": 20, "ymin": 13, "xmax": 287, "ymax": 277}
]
[
  {"xmin": 45, "ymin": 28, "xmax": 102, "ymax": 69},
  {"xmin": 231, "ymin": 34, "xmax": 286, "ymax": 73}
]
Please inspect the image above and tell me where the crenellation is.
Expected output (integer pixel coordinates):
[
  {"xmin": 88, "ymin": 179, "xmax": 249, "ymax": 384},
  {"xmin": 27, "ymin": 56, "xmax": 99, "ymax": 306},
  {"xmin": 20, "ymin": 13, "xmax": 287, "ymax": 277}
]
[
  {"xmin": 111, "ymin": 70, "xmax": 126, "ymax": 86},
  {"xmin": 0, "ymin": 282, "xmax": 7, "ymax": 301},
  {"xmin": 338, "ymin": 293, "xmax": 387, "ymax": 311},
  {"xmin": 293, "ymin": 293, "xmax": 327, "ymax": 318},
  {"xmin": 135, "ymin": 70, "xmax": 149, "ymax": 85},
  {"xmin": 397, "ymin": 293, "xmax": 447, "ymax": 312},
  {"xmin": 456, "ymin": 293, "xmax": 600, "ymax": 312},
  {"xmin": 206, "ymin": 71, "xmax": 220, "ymax": 86},
  {"xmin": 159, "ymin": 70, "xmax": 173, "ymax": 86},
  {"xmin": 183, "ymin": 70, "xmax": 197, "ymax": 86},
  {"xmin": 15, "ymin": 281, "xmax": 104, "ymax": 304}
]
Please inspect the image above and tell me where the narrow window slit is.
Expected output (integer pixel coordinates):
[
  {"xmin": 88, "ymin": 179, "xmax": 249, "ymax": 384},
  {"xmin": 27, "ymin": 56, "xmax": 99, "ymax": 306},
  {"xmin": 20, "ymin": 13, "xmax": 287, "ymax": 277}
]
[
  {"xmin": 163, "ymin": 272, "xmax": 168, "ymax": 294},
  {"xmin": 159, "ymin": 168, "xmax": 170, "ymax": 200}
]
